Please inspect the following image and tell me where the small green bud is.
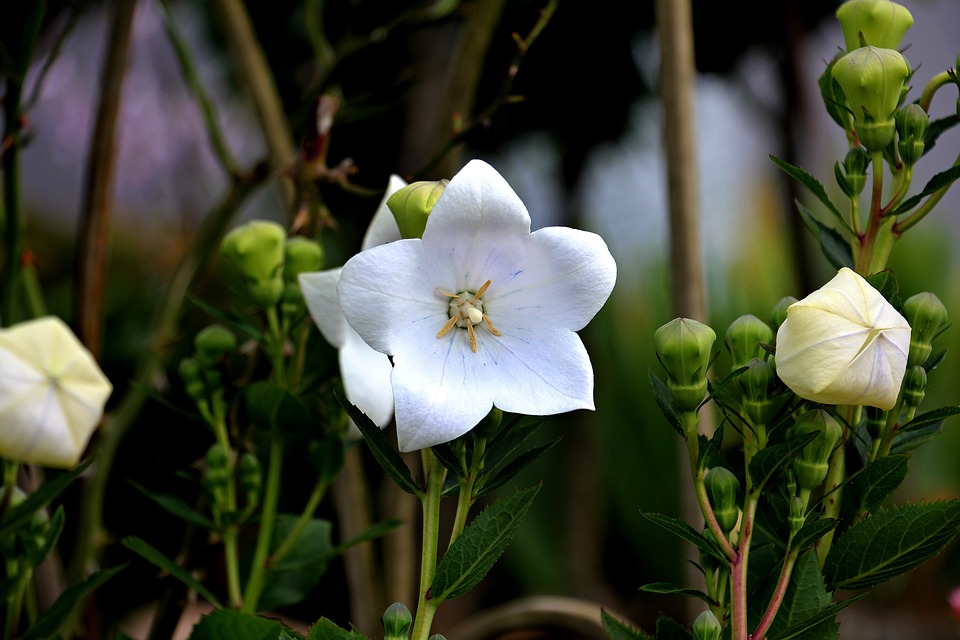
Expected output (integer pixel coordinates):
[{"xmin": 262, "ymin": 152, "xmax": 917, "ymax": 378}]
[
  {"xmin": 725, "ymin": 315, "xmax": 774, "ymax": 369},
  {"xmin": 382, "ymin": 602, "xmax": 413, "ymax": 640},
  {"xmin": 769, "ymin": 296, "xmax": 798, "ymax": 332},
  {"xmin": 179, "ymin": 357, "xmax": 206, "ymax": 400},
  {"xmin": 238, "ymin": 452, "xmax": 262, "ymax": 501},
  {"xmin": 902, "ymin": 364, "xmax": 927, "ymax": 409},
  {"xmin": 692, "ymin": 610, "xmax": 722, "ymax": 640},
  {"xmin": 284, "ymin": 237, "xmax": 324, "ymax": 283},
  {"xmin": 836, "ymin": 147, "xmax": 870, "ymax": 197},
  {"xmin": 793, "ymin": 409, "xmax": 843, "ymax": 490},
  {"xmin": 836, "ymin": 0, "xmax": 913, "ymax": 52},
  {"xmin": 220, "ymin": 220, "xmax": 286, "ymax": 307},
  {"xmin": 475, "ymin": 406, "xmax": 503, "ymax": 439},
  {"xmin": 832, "ymin": 46, "xmax": 911, "ymax": 151},
  {"xmin": 428, "ymin": 635, "xmax": 447, "ymax": 640},
  {"xmin": 896, "ymin": 104, "xmax": 929, "ymax": 166},
  {"xmin": 654, "ymin": 318, "xmax": 717, "ymax": 412},
  {"xmin": 865, "ymin": 405, "xmax": 885, "ymax": 439},
  {"xmin": 903, "ymin": 291, "xmax": 947, "ymax": 367},
  {"xmin": 785, "ymin": 469, "xmax": 797, "ymax": 497},
  {"xmin": 387, "ymin": 180, "xmax": 448, "ymax": 240},
  {"xmin": 705, "ymin": 467, "xmax": 740, "ymax": 534},
  {"xmin": 740, "ymin": 358, "xmax": 777, "ymax": 427},
  {"xmin": 194, "ymin": 324, "xmax": 237, "ymax": 368},
  {"xmin": 205, "ymin": 443, "xmax": 231, "ymax": 492},
  {"xmin": 788, "ymin": 496, "xmax": 806, "ymax": 534}
]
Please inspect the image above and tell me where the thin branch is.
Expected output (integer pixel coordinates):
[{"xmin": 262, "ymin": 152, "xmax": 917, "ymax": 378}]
[{"xmin": 25, "ymin": 0, "xmax": 89, "ymax": 110}]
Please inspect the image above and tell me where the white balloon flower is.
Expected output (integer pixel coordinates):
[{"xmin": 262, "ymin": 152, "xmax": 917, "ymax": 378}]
[
  {"xmin": 775, "ymin": 267, "xmax": 911, "ymax": 410},
  {"xmin": 299, "ymin": 175, "xmax": 407, "ymax": 432},
  {"xmin": 0, "ymin": 316, "xmax": 113, "ymax": 468},
  {"xmin": 337, "ymin": 159, "xmax": 618, "ymax": 452}
]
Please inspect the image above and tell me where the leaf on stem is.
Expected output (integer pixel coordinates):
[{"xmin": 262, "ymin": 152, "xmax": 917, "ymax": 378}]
[
  {"xmin": 186, "ymin": 609, "xmax": 302, "ymax": 640},
  {"xmin": 601, "ymin": 609, "xmax": 653, "ymax": 640},
  {"xmin": 770, "ymin": 155, "xmax": 854, "ymax": 237},
  {"xmin": 649, "ymin": 369, "xmax": 683, "ymax": 436},
  {"xmin": 121, "ymin": 537, "xmax": 223, "ymax": 608},
  {"xmin": 795, "ymin": 201, "xmax": 855, "ymax": 270},
  {"xmin": 889, "ymin": 165, "xmax": 960, "ymax": 216},
  {"xmin": 477, "ymin": 436, "xmax": 561, "ymax": 497},
  {"xmin": 0, "ymin": 456, "xmax": 94, "ymax": 537},
  {"xmin": 640, "ymin": 512, "xmax": 727, "ymax": 563},
  {"xmin": 748, "ymin": 431, "xmax": 819, "ymax": 491},
  {"xmin": 639, "ymin": 582, "xmax": 715, "ymax": 605},
  {"xmin": 791, "ymin": 518, "xmax": 839, "ymax": 553},
  {"xmin": 20, "ymin": 564, "xmax": 126, "ymax": 640},
  {"xmin": 307, "ymin": 618, "xmax": 366, "ymax": 640},
  {"xmin": 127, "ymin": 480, "xmax": 217, "ymax": 530},
  {"xmin": 922, "ymin": 114, "xmax": 959, "ymax": 156},
  {"xmin": 851, "ymin": 455, "xmax": 909, "ymax": 513}
]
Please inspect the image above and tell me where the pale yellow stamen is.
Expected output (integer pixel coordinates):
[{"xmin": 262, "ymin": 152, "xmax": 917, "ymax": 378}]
[{"xmin": 435, "ymin": 279, "xmax": 501, "ymax": 353}]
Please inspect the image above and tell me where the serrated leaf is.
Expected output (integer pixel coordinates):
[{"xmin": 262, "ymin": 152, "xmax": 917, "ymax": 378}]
[
  {"xmin": 749, "ymin": 431, "xmax": 818, "ymax": 490},
  {"xmin": 477, "ymin": 437, "xmax": 561, "ymax": 497},
  {"xmin": 639, "ymin": 582, "xmax": 715, "ymax": 605},
  {"xmin": 898, "ymin": 406, "xmax": 960, "ymax": 433},
  {"xmin": 337, "ymin": 391, "xmax": 421, "ymax": 496},
  {"xmin": 697, "ymin": 422, "xmax": 726, "ymax": 472},
  {"xmin": 0, "ymin": 456, "xmax": 94, "ymax": 537},
  {"xmin": 770, "ymin": 156, "xmax": 853, "ymax": 236},
  {"xmin": 259, "ymin": 516, "xmax": 333, "ymax": 611},
  {"xmin": 774, "ymin": 595, "xmax": 865, "ymax": 640},
  {"xmin": 890, "ymin": 165, "xmax": 960, "ymax": 216},
  {"xmin": 122, "ymin": 536, "xmax": 223, "ymax": 608},
  {"xmin": 601, "ymin": 609, "xmax": 653, "ymax": 640},
  {"xmin": 188, "ymin": 609, "xmax": 286, "ymax": 640},
  {"xmin": 649, "ymin": 369, "xmax": 683, "ymax": 436},
  {"xmin": 823, "ymin": 500, "xmax": 960, "ymax": 590},
  {"xmin": 654, "ymin": 616, "xmax": 691, "ymax": 640},
  {"xmin": 890, "ymin": 421, "xmax": 943, "ymax": 454},
  {"xmin": 307, "ymin": 618, "xmax": 366, "ymax": 640},
  {"xmin": 791, "ymin": 518, "xmax": 838, "ymax": 553},
  {"xmin": 852, "ymin": 455, "xmax": 909, "ymax": 513},
  {"xmin": 764, "ymin": 551, "xmax": 837, "ymax": 640},
  {"xmin": 432, "ymin": 484, "xmax": 540, "ymax": 601},
  {"xmin": 128, "ymin": 480, "xmax": 217, "ymax": 530},
  {"xmin": 923, "ymin": 114, "xmax": 959, "ymax": 156},
  {"xmin": 20, "ymin": 564, "xmax": 126, "ymax": 640},
  {"xmin": 795, "ymin": 201, "xmax": 855, "ymax": 270},
  {"xmin": 641, "ymin": 512, "xmax": 726, "ymax": 562}
]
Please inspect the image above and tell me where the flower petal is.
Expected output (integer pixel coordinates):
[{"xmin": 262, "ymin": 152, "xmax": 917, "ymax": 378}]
[
  {"xmin": 339, "ymin": 326, "xmax": 394, "ymax": 429},
  {"xmin": 361, "ymin": 174, "xmax": 406, "ymax": 251},
  {"xmin": 300, "ymin": 269, "xmax": 347, "ymax": 348}
]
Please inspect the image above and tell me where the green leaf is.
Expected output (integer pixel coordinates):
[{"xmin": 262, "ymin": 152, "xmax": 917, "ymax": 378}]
[
  {"xmin": 431, "ymin": 442, "xmax": 464, "ymax": 475},
  {"xmin": 20, "ymin": 564, "xmax": 126, "ymax": 640},
  {"xmin": 337, "ymin": 390, "xmax": 421, "ymax": 496},
  {"xmin": 331, "ymin": 518, "xmax": 404, "ymax": 555},
  {"xmin": 696, "ymin": 421, "xmax": 726, "ymax": 472},
  {"xmin": 764, "ymin": 551, "xmax": 838, "ymax": 640},
  {"xmin": 795, "ymin": 201, "xmax": 855, "ymax": 270},
  {"xmin": 477, "ymin": 436, "xmax": 562, "ymax": 497},
  {"xmin": 749, "ymin": 431, "xmax": 819, "ymax": 490},
  {"xmin": 188, "ymin": 609, "xmax": 287, "ymax": 640},
  {"xmin": 791, "ymin": 518, "xmax": 838, "ymax": 554},
  {"xmin": 922, "ymin": 114, "xmax": 959, "ymax": 156},
  {"xmin": 639, "ymin": 582, "xmax": 715, "ymax": 605},
  {"xmin": 649, "ymin": 369, "xmax": 683, "ymax": 436},
  {"xmin": 246, "ymin": 381, "xmax": 310, "ymax": 434},
  {"xmin": 307, "ymin": 618, "xmax": 366, "ymax": 640},
  {"xmin": 774, "ymin": 595, "xmax": 866, "ymax": 640},
  {"xmin": 484, "ymin": 415, "xmax": 547, "ymax": 471},
  {"xmin": 0, "ymin": 456, "xmax": 94, "ymax": 537},
  {"xmin": 309, "ymin": 434, "xmax": 346, "ymax": 485},
  {"xmin": 770, "ymin": 156, "xmax": 853, "ymax": 236},
  {"xmin": 188, "ymin": 295, "xmax": 263, "ymax": 341},
  {"xmin": 864, "ymin": 271, "xmax": 901, "ymax": 309},
  {"xmin": 823, "ymin": 500, "xmax": 960, "ymax": 590},
  {"xmin": 128, "ymin": 480, "xmax": 217, "ymax": 530},
  {"xmin": 259, "ymin": 516, "xmax": 333, "ymax": 611},
  {"xmin": 897, "ymin": 406, "xmax": 960, "ymax": 433},
  {"xmin": 432, "ymin": 484, "xmax": 540, "ymax": 601},
  {"xmin": 26, "ymin": 506, "xmax": 65, "ymax": 568},
  {"xmin": 601, "ymin": 609, "xmax": 653, "ymax": 640},
  {"xmin": 122, "ymin": 536, "xmax": 223, "ymax": 608},
  {"xmin": 654, "ymin": 616, "xmax": 691, "ymax": 640},
  {"xmin": 852, "ymin": 455, "xmax": 909, "ymax": 513},
  {"xmin": 890, "ymin": 165, "xmax": 960, "ymax": 216},
  {"xmin": 641, "ymin": 512, "xmax": 726, "ymax": 562}
]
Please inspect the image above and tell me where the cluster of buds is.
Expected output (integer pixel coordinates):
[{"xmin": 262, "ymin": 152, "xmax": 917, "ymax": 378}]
[{"xmin": 179, "ymin": 324, "xmax": 237, "ymax": 405}]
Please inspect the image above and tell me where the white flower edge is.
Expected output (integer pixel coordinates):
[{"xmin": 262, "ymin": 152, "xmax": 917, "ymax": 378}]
[
  {"xmin": 0, "ymin": 316, "xmax": 112, "ymax": 468},
  {"xmin": 338, "ymin": 159, "xmax": 617, "ymax": 452},
  {"xmin": 299, "ymin": 175, "xmax": 406, "ymax": 431},
  {"xmin": 775, "ymin": 267, "xmax": 911, "ymax": 409}
]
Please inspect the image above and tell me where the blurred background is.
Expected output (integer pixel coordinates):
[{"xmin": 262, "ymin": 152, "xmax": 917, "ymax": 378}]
[{"xmin": 4, "ymin": 0, "xmax": 960, "ymax": 637}]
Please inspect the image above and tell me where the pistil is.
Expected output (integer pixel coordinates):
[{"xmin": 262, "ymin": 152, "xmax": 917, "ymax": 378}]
[{"xmin": 436, "ymin": 279, "xmax": 502, "ymax": 352}]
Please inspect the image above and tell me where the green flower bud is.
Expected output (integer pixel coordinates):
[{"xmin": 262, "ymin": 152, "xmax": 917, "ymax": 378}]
[
  {"xmin": 692, "ymin": 610, "xmax": 722, "ymax": 640},
  {"xmin": 194, "ymin": 324, "xmax": 237, "ymax": 368},
  {"xmin": 179, "ymin": 357, "xmax": 206, "ymax": 400},
  {"xmin": 836, "ymin": 0, "xmax": 913, "ymax": 52},
  {"xmin": 387, "ymin": 180, "xmax": 448, "ymax": 240},
  {"xmin": 865, "ymin": 405, "xmax": 885, "ymax": 439},
  {"xmin": 220, "ymin": 220, "xmax": 286, "ymax": 307},
  {"xmin": 238, "ymin": 452, "xmax": 262, "ymax": 503},
  {"xmin": 896, "ymin": 103, "xmax": 929, "ymax": 166},
  {"xmin": 836, "ymin": 147, "xmax": 870, "ymax": 198},
  {"xmin": 832, "ymin": 46, "xmax": 911, "ymax": 151},
  {"xmin": 283, "ymin": 237, "xmax": 324, "ymax": 283},
  {"xmin": 769, "ymin": 296, "xmax": 798, "ymax": 332},
  {"xmin": 475, "ymin": 406, "xmax": 503, "ymax": 439},
  {"xmin": 205, "ymin": 444, "xmax": 231, "ymax": 509},
  {"xmin": 740, "ymin": 358, "xmax": 777, "ymax": 427},
  {"xmin": 793, "ymin": 409, "xmax": 843, "ymax": 490},
  {"xmin": 902, "ymin": 291, "xmax": 947, "ymax": 367},
  {"xmin": 428, "ymin": 635, "xmax": 447, "ymax": 640},
  {"xmin": 699, "ymin": 527, "xmax": 720, "ymax": 574},
  {"xmin": 902, "ymin": 364, "xmax": 927, "ymax": 409},
  {"xmin": 788, "ymin": 496, "xmax": 806, "ymax": 534},
  {"xmin": 785, "ymin": 469, "xmax": 797, "ymax": 497},
  {"xmin": 654, "ymin": 318, "xmax": 717, "ymax": 412},
  {"xmin": 705, "ymin": 467, "xmax": 740, "ymax": 534},
  {"xmin": 725, "ymin": 315, "xmax": 774, "ymax": 369},
  {"xmin": 382, "ymin": 602, "xmax": 413, "ymax": 640}
]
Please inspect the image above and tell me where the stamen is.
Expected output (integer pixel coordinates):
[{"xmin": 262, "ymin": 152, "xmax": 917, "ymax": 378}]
[
  {"xmin": 467, "ymin": 323, "xmax": 478, "ymax": 353},
  {"xmin": 471, "ymin": 279, "xmax": 492, "ymax": 303},
  {"xmin": 483, "ymin": 315, "xmax": 502, "ymax": 336},
  {"xmin": 436, "ymin": 287, "xmax": 459, "ymax": 298},
  {"xmin": 436, "ymin": 315, "xmax": 459, "ymax": 339}
]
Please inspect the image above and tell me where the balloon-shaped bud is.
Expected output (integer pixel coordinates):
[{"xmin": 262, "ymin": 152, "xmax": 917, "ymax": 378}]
[
  {"xmin": 793, "ymin": 409, "xmax": 843, "ymax": 490},
  {"xmin": 705, "ymin": 467, "xmax": 740, "ymax": 534},
  {"xmin": 220, "ymin": 220, "xmax": 287, "ymax": 307},
  {"xmin": 726, "ymin": 315, "xmax": 774, "ymax": 369},
  {"xmin": 836, "ymin": 0, "xmax": 913, "ymax": 52},
  {"xmin": 692, "ymin": 610, "xmax": 722, "ymax": 640},
  {"xmin": 205, "ymin": 443, "xmax": 231, "ymax": 492},
  {"xmin": 902, "ymin": 291, "xmax": 947, "ymax": 367},
  {"xmin": 775, "ymin": 268, "xmax": 911, "ymax": 410},
  {"xmin": 740, "ymin": 358, "xmax": 778, "ymax": 427},
  {"xmin": 239, "ymin": 452, "xmax": 262, "ymax": 505},
  {"xmin": 284, "ymin": 237, "xmax": 324, "ymax": 283},
  {"xmin": 194, "ymin": 324, "xmax": 237, "ymax": 369},
  {"xmin": 654, "ymin": 318, "xmax": 716, "ymax": 412},
  {"xmin": 387, "ymin": 180, "xmax": 448, "ymax": 240},
  {"xmin": 788, "ymin": 496, "xmax": 806, "ymax": 534},
  {"xmin": 902, "ymin": 364, "xmax": 927, "ymax": 409},
  {"xmin": 769, "ymin": 296, "xmax": 799, "ymax": 333},
  {"xmin": 832, "ymin": 46, "xmax": 911, "ymax": 150},
  {"xmin": 896, "ymin": 103, "xmax": 929, "ymax": 166},
  {"xmin": 382, "ymin": 602, "xmax": 413, "ymax": 640},
  {"xmin": 836, "ymin": 147, "xmax": 870, "ymax": 198}
]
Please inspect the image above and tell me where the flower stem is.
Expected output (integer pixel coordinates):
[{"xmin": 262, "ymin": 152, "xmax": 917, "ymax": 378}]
[
  {"xmin": 270, "ymin": 479, "xmax": 328, "ymax": 566},
  {"xmin": 730, "ymin": 478, "xmax": 760, "ymax": 640},
  {"xmin": 918, "ymin": 70, "xmax": 955, "ymax": 112},
  {"xmin": 896, "ymin": 147, "xmax": 960, "ymax": 234},
  {"xmin": 682, "ymin": 411, "xmax": 737, "ymax": 562},
  {"xmin": 241, "ymin": 429, "xmax": 283, "ymax": 612},
  {"xmin": 815, "ymin": 442, "xmax": 846, "ymax": 567},
  {"xmin": 411, "ymin": 449, "xmax": 446, "ymax": 640},
  {"xmin": 751, "ymin": 545, "xmax": 800, "ymax": 640},
  {"xmin": 448, "ymin": 438, "xmax": 486, "ymax": 549},
  {"xmin": 855, "ymin": 151, "xmax": 886, "ymax": 276}
]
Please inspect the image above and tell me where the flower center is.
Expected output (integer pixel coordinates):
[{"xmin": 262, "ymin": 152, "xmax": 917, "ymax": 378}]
[{"xmin": 436, "ymin": 279, "xmax": 502, "ymax": 353}]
